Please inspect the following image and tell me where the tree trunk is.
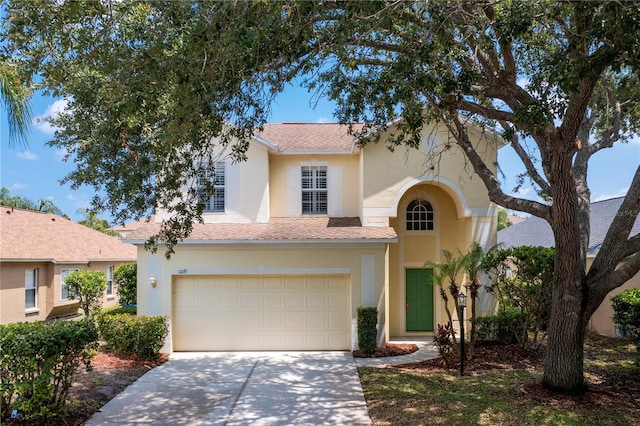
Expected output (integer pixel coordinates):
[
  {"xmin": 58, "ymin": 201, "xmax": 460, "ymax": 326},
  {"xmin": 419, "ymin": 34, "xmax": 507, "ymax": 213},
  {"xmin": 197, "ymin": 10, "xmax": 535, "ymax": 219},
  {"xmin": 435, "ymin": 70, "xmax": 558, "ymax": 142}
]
[{"xmin": 541, "ymin": 152, "xmax": 589, "ymax": 392}]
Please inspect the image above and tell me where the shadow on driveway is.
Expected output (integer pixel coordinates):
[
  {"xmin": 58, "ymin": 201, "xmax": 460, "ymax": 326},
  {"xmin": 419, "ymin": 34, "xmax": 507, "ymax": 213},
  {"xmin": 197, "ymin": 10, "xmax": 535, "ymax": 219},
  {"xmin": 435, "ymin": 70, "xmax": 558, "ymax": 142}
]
[{"xmin": 85, "ymin": 351, "xmax": 371, "ymax": 425}]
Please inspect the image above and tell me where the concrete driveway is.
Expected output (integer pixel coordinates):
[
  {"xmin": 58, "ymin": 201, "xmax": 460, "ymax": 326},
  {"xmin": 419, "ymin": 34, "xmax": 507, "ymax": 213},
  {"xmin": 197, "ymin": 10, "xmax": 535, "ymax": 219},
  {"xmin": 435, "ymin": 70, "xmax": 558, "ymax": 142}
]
[{"xmin": 84, "ymin": 351, "xmax": 371, "ymax": 425}]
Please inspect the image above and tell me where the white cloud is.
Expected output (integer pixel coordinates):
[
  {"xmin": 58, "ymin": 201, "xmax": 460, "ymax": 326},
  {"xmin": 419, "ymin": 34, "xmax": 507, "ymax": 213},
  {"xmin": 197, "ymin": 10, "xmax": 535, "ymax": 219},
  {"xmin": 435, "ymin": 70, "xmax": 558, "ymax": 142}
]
[
  {"xmin": 16, "ymin": 151, "xmax": 38, "ymax": 160},
  {"xmin": 316, "ymin": 116, "xmax": 330, "ymax": 123},
  {"xmin": 33, "ymin": 99, "xmax": 69, "ymax": 135},
  {"xmin": 628, "ymin": 135, "xmax": 640, "ymax": 145},
  {"xmin": 10, "ymin": 183, "xmax": 27, "ymax": 190},
  {"xmin": 592, "ymin": 187, "xmax": 628, "ymax": 202},
  {"xmin": 54, "ymin": 148, "xmax": 70, "ymax": 162}
]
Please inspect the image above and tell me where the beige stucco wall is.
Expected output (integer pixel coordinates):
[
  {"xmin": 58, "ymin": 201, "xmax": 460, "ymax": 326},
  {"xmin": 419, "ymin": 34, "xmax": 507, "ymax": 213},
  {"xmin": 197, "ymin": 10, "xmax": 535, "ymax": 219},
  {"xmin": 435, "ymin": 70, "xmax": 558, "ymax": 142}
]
[
  {"xmin": 136, "ymin": 243, "xmax": 388, "ymax": 352},
  {"xmin": 269, "ymin": 154, "xmax": 361, "ymax": 217},
  {"xmin": 361, "ymin": 125, "xmax": 498, "ymax": 226},
  {"xmin": 155, "ymin": 140, "xmax": 271, "ymax": 224},
  {"xmin": 0, "ymin": 261, "xmax": 123, "ymax": 324},
  {"xmin": 588, "ymin": 261, "xmax": 640, "ymax": 337},
  {"xmin": 386, "ymin": 184, "xmax": 493, "ymax": 337}
]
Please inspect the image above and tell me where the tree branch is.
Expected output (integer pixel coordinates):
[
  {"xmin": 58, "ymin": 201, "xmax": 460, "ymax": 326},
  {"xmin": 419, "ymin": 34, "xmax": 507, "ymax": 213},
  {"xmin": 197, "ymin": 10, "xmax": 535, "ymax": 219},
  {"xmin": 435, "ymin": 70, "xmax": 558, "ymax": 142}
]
[{"xmin": 500, "ymin": 120, "xmax": 551, "ymax": 196}]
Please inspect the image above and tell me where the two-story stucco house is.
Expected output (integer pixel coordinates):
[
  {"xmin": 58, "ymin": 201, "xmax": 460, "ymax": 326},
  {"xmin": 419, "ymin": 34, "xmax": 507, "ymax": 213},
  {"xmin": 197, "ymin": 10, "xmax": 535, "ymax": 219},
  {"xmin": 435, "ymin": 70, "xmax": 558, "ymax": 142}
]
[
  {"xmin": 0, "ymin": 207, "xmax": 137, "ymax": 324},
  {"xmin": 123, "ymin": 122, "xmax": 501, "ymax": 352}
]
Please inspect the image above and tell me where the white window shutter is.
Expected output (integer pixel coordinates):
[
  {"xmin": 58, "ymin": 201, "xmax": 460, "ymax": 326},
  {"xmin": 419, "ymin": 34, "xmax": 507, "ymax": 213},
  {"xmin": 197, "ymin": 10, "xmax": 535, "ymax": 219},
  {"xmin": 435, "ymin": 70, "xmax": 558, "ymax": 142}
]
[
  {"xmin": 328, "ymin": 166, "xmax": 342, "ymax": 216},
  {"xmin": 287, "ymin": 166, "xmax": 301, "ymax": 216}
]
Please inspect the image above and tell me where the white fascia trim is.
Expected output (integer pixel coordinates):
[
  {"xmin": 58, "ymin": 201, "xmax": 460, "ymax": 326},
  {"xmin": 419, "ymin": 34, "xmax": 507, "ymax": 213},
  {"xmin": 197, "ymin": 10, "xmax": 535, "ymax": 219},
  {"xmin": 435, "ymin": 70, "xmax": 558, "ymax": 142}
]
[
  {"xmin": 251, "ymin": 134, "xmax": 278, "ymax": 151},
  {"xmin": 86, "ymin": 258, "xmax": 137, "ymax": 262},
  {"xmin": 172, "ymin": 267, "xmax": 352, "ymax": 276},
  {"xmin": 273, "ymin": 150, "xmax": 356, "ymax": 155},
  {"xmin": 178, "ymin": 238, "xmax": 396, "ymax": 245},
  {"xmin": 126, "ymin": 241, "xmax": 394, "ymax": 250}
]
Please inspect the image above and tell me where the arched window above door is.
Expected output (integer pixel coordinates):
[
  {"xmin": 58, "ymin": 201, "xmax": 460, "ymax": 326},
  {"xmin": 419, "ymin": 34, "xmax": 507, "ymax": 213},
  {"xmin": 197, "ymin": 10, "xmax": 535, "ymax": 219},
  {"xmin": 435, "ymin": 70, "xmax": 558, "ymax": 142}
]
[{"xmin": 406, "ymin": 199, "xmax": 434, "ymax": 231}]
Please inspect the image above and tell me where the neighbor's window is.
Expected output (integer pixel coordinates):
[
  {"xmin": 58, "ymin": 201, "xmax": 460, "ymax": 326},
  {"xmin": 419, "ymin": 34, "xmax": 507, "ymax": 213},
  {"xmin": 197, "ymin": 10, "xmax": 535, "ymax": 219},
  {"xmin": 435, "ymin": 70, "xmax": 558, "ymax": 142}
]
[
  {"xmin": 301, "ymin": 165, "xmax": 327, "ymax": 214},
  {"xmin": 60, "ymin": 268, "xmax": 79, "ymax": 300},
  {"xmin": 198, "ymin": 162, "xmax": 226, "ymax": 212},
  {"xmin": 406, "ymin": 199, "xmax": 434, "ymax": 231},
  {"xmin": 106, "ymin": 265, "xmax": 114, "ymax": 296},
  {"xmin": 25, "ymin": 268, "xmax": 37, "ymax": 309}
]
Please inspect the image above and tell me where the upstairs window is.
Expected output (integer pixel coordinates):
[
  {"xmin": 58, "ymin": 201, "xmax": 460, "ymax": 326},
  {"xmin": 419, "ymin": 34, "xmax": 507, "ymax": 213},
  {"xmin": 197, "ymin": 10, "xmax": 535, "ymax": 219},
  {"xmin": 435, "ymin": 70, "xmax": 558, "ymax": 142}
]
[
  {"xmin": 198, "ymin": 162, "xmax": 226, "ymax": 213},
  {"xmin": 301, "ymin": 165, "xmax": 327, "ymax": 214},
  {"xmin": 25, "ymin": 268, "xmax": 37, "ymax": 309},
  {"xmin": 406, "ymin": 199, "xmax": 434, "ymax": 231}
]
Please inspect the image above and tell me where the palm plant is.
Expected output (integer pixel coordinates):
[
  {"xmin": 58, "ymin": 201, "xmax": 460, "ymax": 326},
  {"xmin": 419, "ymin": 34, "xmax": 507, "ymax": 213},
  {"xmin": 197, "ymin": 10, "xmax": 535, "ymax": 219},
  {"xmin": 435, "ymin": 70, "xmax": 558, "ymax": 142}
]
[
  {"xmin": 461, "ymin": 242, "xmax": 486, "ymax": 357},
  {"xmin": 426, "ymin": 249, "xmax": 465, "ymax": 346},
  {"xmin": 1, "ymin": 60, "xmax": 32, "ymax": 147}
]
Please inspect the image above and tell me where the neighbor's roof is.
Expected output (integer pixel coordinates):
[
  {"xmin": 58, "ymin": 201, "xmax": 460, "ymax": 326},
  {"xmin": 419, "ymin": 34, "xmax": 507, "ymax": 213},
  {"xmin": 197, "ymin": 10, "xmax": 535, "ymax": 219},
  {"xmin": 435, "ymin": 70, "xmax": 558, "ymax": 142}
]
[
  {"xmin": 0, "ymin": 206, "xmax": 137, "ymax": 262},
  {"xmin": 122, "ymin": 217, "xmax": 397, "ymax": 244},
  {"xmin": 498, "ymin": 197, "xmax": 640, "ymax": 256},
  {"xmin": 257, "ymin": 123, "xmax": 363, "ymax": 153}
]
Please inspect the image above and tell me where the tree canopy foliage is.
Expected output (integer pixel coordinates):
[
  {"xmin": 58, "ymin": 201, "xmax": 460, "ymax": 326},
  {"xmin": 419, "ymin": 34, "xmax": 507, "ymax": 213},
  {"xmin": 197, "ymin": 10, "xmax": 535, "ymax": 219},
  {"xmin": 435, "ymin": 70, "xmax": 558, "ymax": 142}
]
[
  {"xmin": 4, "ymin": 0, "xmax": 640, "ymax": 391},
  {"xmin": 0, "ymin": 186, "xmax": 64, "ymax": 216}
]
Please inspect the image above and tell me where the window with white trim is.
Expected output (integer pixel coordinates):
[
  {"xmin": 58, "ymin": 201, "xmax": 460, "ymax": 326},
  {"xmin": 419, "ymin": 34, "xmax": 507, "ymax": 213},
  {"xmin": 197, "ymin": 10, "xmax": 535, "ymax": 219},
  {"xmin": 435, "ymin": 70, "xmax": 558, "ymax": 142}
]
[
  {"xmin": 198, "ymin": 162, "xmax": 226, "ymax": 213},
  {"xmin": 301, "ymin": 165, "xmax": 327, "ymax": 214},
  {"xmin": 406, "ymin": 199, "xmax": 434, "ymax": 231},
  {"xmin": 25, "ymin": 268, "xmax": 37, "ymax": 309},
  {"xmin": 61, "ymin": 268, "xmax": 79, "ymax": 300},
  {"xmin": 106, "ymin": 265, "xmax": 114, "ymax": 296}
]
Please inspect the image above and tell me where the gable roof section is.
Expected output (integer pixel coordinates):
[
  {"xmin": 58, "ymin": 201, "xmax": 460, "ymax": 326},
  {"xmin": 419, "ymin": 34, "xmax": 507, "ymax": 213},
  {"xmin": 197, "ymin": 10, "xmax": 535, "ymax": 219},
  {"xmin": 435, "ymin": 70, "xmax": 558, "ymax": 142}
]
[
  {"xmin": 123, "ymin": 217, "xmax": 397, "ymax": 245},
  {"xmin": 498, "ymin": 197, "xmax": 640, "ymax": 256},
  {"xmin": 257, "ymin": 123, "xmax": 363, "ymax": 154},
  {"xmin": 0, "ymin": 206, "xmax": 137, "ymax": 262}
]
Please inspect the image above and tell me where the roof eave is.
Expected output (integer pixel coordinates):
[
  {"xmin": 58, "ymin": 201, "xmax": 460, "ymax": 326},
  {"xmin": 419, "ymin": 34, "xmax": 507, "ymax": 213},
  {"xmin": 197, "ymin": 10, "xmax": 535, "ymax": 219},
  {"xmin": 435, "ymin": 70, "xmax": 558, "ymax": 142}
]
[{"xmin": 124, "ymin": 237, "xmax": 398, "ymax": 246}]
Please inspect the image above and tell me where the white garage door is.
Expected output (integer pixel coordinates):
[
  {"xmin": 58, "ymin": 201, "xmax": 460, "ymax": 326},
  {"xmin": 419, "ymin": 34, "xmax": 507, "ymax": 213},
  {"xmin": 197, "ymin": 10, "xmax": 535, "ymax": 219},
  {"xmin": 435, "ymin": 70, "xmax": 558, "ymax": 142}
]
[{"xmin": 172, "ymin": 275, "xmax": 351, "ymax": 351}]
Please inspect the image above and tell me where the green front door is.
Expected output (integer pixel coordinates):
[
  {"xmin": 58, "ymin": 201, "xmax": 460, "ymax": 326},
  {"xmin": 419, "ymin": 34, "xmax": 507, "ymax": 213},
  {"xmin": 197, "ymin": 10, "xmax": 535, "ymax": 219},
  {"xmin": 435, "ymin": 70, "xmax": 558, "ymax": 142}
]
[{"xmin": 406, "ymin": 269, "xmax": 434, "ymax": 331}]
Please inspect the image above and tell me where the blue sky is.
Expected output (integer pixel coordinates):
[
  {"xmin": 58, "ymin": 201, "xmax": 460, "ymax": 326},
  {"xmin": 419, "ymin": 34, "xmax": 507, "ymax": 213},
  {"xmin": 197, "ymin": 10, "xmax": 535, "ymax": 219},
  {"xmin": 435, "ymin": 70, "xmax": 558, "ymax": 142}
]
[{"xmin": 1, "ymin": 82, "xmax": 638, "ymax": 223}]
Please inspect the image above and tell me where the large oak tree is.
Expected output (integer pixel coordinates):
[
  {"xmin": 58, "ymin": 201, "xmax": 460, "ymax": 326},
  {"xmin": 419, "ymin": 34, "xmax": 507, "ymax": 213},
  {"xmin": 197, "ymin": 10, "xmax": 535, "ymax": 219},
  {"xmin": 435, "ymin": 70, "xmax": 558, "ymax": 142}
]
[{"xmin": 4, "ymin": 0, "xmax": 640, "ymax": 391}]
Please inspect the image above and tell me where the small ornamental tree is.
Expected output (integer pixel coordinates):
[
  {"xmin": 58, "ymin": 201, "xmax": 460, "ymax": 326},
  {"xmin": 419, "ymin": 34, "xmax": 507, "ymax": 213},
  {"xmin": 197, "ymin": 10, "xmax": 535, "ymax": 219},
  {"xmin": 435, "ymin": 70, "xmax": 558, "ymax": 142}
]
[
  {"xmin": 63, "ymin": 270, "xmax": 107, "ymax": 318},
  {"xmin": 114, "ymin": 262, "xmax": 137, "ymax": 306},
  {"xmin": 482, "ymin": 246, "xmax": 554, "ymax": 349}
]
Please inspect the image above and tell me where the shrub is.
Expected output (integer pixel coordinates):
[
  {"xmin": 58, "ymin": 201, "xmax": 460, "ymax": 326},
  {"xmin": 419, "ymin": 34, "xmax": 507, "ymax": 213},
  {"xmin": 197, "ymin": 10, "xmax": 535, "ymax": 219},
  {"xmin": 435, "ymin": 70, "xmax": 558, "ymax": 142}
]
[
  {"xmin": 611, "ymin": 288, "xmax": 640, "ymax": 360},
  {"xmin": 96, "ymin": 314, "xmax": 168, "ymax": 361},
  {"xmin": 0, "ymin": 320, "xmax": 98, "ymax": 421},
  {"xmin": 63, "ymin": 270, "xmax": 107, "ymax": 318},
  {"xmin": 433, "ymin": 323, "xmax": 456, "ymax": 368},
  {"xmin": 357, "ymin": 306, "xmax": 378, "ymax": 355},
  {"xmin": 114, "ymin": 262, "xmax": 137, "ymax": 307},
  {"xmin": 474, "ymin": 308, "xmax": 525, "ymax": 345},
  {"xmin": 102, "ymin": 306, "xmax": 137, "ymax": 316},
  {"xmin": 482, "ymin": 246, "xmax": 554, "ymax": 348}
]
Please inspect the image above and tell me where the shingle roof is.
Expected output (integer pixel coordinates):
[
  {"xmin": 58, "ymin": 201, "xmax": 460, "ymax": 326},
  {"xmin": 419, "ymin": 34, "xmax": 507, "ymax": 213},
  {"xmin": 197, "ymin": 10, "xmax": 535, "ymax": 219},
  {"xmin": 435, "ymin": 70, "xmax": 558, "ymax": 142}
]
[
  {"xmin": 498, "ymin": 197, "xmax": 640, "ymax": 255},
  {"xmin": 0, "ymin": 206, "xmax": 137, "ymax": 262},
  {"xmin": 257, "ymin": 123, "xmax": 363, "ymax": 153},
  {"xmin": 123, "ymin": 217, "xmax": 397, "ymax": 244}
]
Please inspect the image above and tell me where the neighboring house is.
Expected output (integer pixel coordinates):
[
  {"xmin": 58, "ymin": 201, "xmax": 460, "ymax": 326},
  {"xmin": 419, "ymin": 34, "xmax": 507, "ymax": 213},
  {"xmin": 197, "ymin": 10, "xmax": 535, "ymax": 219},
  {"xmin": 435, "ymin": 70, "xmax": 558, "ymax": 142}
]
[
  {"xmin": 498, "ymin": 197, "xmax": 640, "ymax": 337},
  {"xmin": 124, "ymin": 122, "xmax": 503, "ymax": 352},
  {"xmin": 0, "ymin": 207, "xmax": 137, "ymax": 324}
]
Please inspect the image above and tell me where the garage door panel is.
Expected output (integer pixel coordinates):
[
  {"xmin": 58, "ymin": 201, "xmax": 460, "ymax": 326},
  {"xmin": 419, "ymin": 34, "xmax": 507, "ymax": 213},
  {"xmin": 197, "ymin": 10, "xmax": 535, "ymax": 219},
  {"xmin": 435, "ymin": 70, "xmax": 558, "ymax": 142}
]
[
  {"xmin": 284, "ymin": 277, "xmax": 304, "ymax": 289},
  {"xmin": 173, "ymin": 275, "xmax": 350, "ymax": 351}
]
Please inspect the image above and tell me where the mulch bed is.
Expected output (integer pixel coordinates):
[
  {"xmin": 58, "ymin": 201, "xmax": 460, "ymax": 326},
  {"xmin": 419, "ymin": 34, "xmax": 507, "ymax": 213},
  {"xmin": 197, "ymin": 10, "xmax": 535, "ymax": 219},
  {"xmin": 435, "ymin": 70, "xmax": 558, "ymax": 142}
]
[
  {"xmin": 353, "ymin": 343, "xmax": 419, "ymax": 358},
  {"xmin": 395, "ymin": 342, "xmax": 546, "ymax": 372}
]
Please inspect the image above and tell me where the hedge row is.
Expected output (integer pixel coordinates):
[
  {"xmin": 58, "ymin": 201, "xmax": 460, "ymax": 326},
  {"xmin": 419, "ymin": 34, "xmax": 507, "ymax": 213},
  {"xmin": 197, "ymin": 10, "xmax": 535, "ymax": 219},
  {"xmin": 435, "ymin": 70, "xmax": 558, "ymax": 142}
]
[
  {"xmin": 0, "ymin": 320, "xmax": 98, "ymax": 421},
  {"xmin": 96, "ymin": 314, "xmax": 169, "ymax": 361}
]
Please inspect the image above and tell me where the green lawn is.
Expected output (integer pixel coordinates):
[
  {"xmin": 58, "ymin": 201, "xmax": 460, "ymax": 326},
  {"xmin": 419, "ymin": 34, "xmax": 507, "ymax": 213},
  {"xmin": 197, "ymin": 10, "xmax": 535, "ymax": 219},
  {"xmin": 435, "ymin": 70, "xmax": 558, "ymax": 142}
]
[{"xmin": 359, "ymin": 335, "xmax": 639, "ymax": 425}]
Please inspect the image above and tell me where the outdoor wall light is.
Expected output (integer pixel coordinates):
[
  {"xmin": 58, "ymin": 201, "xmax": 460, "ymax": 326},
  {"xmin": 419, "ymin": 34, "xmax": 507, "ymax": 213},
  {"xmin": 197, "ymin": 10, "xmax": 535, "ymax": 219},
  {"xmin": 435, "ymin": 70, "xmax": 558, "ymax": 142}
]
[{"xmin": 149, "ymin": 277, "xmax": 158, "ymax": 288}]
